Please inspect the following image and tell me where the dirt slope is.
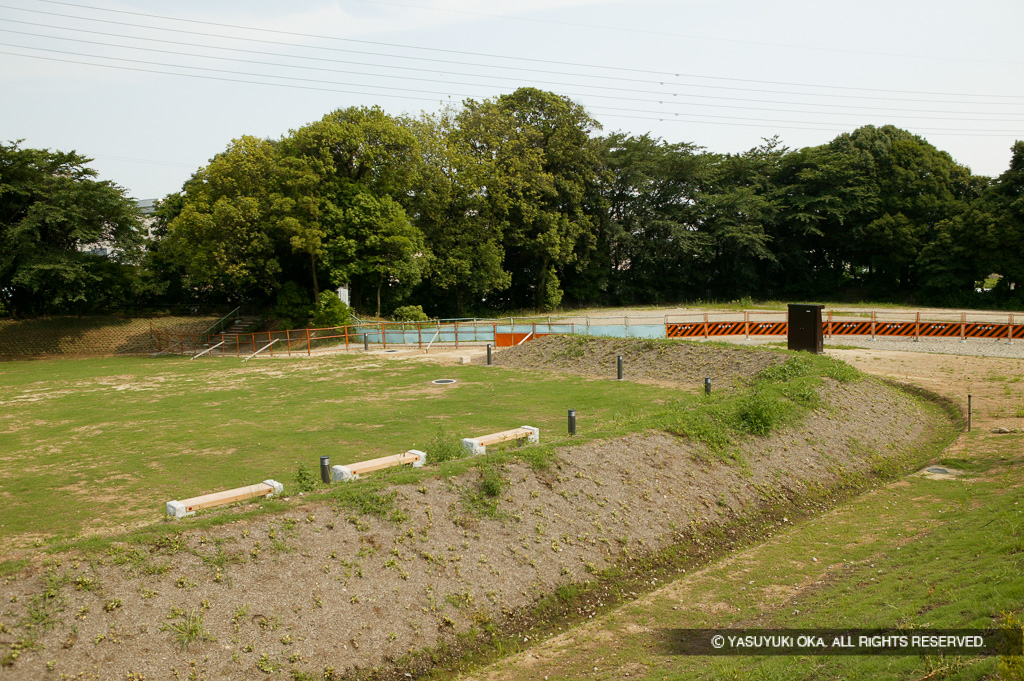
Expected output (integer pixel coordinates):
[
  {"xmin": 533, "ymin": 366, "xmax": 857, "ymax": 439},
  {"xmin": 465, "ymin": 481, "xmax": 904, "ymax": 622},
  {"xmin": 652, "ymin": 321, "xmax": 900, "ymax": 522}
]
[
  {"xmin": 0, "ymin": 316, "xmax": 221, "ymax": 359},
  {"xmin": 0, "ymin": 350, "xmax": 946, "ymax": 680},
  {"xmin": 493, "ymin": 335, "xmax": 784, "ymax": 388}
]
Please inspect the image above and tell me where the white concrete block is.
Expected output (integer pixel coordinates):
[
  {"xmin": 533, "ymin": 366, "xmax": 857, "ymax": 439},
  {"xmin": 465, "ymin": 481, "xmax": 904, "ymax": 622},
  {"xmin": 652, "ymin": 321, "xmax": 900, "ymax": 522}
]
[
  {"xmin": 462, "ymin": 438, "xmax": 484, "ymax": 456},
  {"xmin": 460, "ymin": 356, "xmax": 471, "ymax": 364},
  {"xmin": 262, "ymin": 479, "xmax": 284, "ymax": 497},
  {"xmin": 331, "ymin": 465, "xmax": 357, "ymax": 483},
  {"xmin": 166, "ymin": 500, "xmax": 191, "ymax": 519},
  {"xmin": 408, "ymin": 449, "xmax": 427, "ymax": 467},
  {"xmin": 521, "ymin": 426, "xmax": 540, "ymax": 445}
]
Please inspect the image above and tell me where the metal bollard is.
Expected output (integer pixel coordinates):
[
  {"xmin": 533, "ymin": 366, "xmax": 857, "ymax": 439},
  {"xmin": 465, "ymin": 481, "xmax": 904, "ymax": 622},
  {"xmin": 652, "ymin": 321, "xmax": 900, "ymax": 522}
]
[
  {"xmin": 704, "ymin": 377, "xmax": 712, "ymax": 396},
  {"xmin": 617, "ymin": 355, "xmax": 623, "ymax": 381},
  {"xmin": 968, "ymin": 394, "xmax": 972, "ymax": 432},
  {"xmin": 568, "ymin": 409, "xmax": 576, "ymax": 436},
  {"xmin": 487, "ymin": 344, "xmax": 492, "ymax": 365},
  {"xmin": 320, "ymin": 455, "xmax": 331, "ymax": 484},
  {"xmin": 363, "ymin": 334, "xmax": 369, "ymax": 351}
]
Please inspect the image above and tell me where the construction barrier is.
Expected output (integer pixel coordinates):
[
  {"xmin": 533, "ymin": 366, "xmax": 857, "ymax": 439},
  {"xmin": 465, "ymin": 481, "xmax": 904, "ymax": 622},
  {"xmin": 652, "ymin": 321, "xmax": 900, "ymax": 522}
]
[{"xmin": 150, "ymin": 311, "xmax": 1022, "ymax": 357}]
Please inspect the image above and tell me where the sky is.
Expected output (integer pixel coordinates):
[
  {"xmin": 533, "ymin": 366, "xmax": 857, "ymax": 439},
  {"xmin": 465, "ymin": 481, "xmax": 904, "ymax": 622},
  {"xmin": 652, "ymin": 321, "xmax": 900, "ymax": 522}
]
[{"xmin": 2, "ymin": 0, "xmax": 1022, "ymax": 200}]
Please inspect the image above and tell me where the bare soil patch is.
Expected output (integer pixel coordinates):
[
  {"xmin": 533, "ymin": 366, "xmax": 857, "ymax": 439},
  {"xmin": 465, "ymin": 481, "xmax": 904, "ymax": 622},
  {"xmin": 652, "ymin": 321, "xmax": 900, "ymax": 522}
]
[{"xmin": 492, "ymin": 335, "xmax": 785, "ymax": 388}]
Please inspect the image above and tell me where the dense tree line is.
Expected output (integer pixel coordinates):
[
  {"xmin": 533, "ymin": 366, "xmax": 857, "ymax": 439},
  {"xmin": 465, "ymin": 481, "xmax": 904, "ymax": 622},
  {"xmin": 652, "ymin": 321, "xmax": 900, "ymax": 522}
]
[{"xmin": 3, "ymin": 88, "xmax": 1023, "ymax": 319}]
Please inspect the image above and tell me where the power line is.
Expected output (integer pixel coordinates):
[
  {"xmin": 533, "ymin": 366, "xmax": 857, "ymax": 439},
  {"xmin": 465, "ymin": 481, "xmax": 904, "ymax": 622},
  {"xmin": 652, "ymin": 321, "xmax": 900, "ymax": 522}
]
[
  {"xmin": 10, "ymin": 16, "xmax": 1024, "ymax": 109},
  {"xmin": 4, "ymin": 48, "xmax": 1018, "ymax": 137},
  {"xmin": 347, "ymin": 0, "xmax": 1024, "ymax": 68},
  {"xmin": 5, "ymin": 30, "xmax": 1022, "ymax": 123},
  {"xmin": 12, "ymin": 1, "xmax": 1024, "ymax": 100},
  {"xmin": 3, "ymin": 13, "xmax": 1020, "ymax": 110}
]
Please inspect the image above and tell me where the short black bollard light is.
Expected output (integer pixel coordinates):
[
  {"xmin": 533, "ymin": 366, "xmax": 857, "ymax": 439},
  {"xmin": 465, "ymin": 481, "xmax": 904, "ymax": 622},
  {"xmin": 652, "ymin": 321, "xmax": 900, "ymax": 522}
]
[
  {"xmin": 704, "ymin": 377, "xmax": 712, "ymax": 396},
  {"xmin": 320, "ymin": 455, "xmax": 331, "ymax": 484},
  {"xmin": 617, "ymin": 355, "xmax": 623, "ymax": 381},
  {"xmin": 487, "ymin": 344, "xmax": 492, "ymax": 365},
  {"xmin": 363, "ymin": 334, "xmax": 369, "ymax": 351},
  {"xmin": 568, "ymin": 409, "xmax": 576, "ymax": 436}
]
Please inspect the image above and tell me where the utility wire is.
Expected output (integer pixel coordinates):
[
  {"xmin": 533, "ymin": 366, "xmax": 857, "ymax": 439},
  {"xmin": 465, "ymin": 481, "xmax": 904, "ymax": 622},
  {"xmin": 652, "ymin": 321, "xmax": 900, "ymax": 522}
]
[
  {"xmin": 11, "ymin": 1, "xmax": 1024, "ymax": 100},
  {"xmin": 4, "ymin": 48, "xmax": 1018, "ymax": 136},
  {"xmin": 2, "ymin": 15, "xmax": 1020, "ymax": 110},
  {"xmin": 4, "ymin": 24, "xmax": 1019, "ymax": 118},
  {"xmin": 5, "ymin": 31, "xmax": 1022, "ymax": 123},
  {"xmin": 346, "ymin": 0, "xmax": 1024, "ymax": 68}
]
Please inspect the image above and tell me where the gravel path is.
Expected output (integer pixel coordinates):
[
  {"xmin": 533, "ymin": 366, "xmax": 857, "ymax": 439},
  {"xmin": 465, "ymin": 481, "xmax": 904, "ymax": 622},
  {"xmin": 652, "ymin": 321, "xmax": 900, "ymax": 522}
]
[{"xmin": 723, "ymin": 335, "xmax": 1024, "ymax": 360}]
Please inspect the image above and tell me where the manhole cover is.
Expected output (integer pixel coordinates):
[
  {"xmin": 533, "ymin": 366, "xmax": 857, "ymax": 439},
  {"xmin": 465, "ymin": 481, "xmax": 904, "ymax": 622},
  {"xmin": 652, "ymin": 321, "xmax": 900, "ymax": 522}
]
[
  {"xmin": 926, "ymin": 467, "xmax": 949, "ymax": 475},
  {"xmin": 431, "ymin": 379, "xmax": 457, "ymax": 385}
]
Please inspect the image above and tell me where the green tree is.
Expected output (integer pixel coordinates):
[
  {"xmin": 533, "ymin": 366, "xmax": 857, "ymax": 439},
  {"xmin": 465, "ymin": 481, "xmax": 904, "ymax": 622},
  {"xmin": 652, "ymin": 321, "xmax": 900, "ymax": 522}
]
[
  {"xmin": 823, "ymin": 125, "xmax": 980, "ymax": 293},
  {"xmin": 456, "ymin": 88, "xmax": 607, "ymax": 310},
  {"xmin": 285, "ymin": 106, "xmax": 427, "ymax": 314},
  {"xmin": 695, "ymin": 139, "xmax": 785, "ymax": 297},
  {"xmin": 407, "ymin": 111, "xmax": 510, "ymax": 316},
  {"xmin": 0, "ymin": 141, "xmax": 143, "ymax": 316},
  {"xmin": 324, "ymin": 190, "xmax": 424, "ymax": 317},
  {"xmin": 599, "ymin": 133, "xmax": 712, "ymax": 302},
  {"xmin": 165, "ymin": 136, "xmax": 289, "ymax": 301}
]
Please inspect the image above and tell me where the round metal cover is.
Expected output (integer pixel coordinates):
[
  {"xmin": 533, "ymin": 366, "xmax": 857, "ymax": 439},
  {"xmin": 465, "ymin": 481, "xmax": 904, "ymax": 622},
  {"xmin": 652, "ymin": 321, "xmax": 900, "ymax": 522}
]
[
  {"xmin": 384, "ymin": 349, "xmax": 399, "ymax": 353},
  {"xmin": 431, "ymin": 379, "xmax": 457, "ymax": 385},
  {"xmin": 926, "ymin": 467, "xmax": 949, "ymax": 475}
]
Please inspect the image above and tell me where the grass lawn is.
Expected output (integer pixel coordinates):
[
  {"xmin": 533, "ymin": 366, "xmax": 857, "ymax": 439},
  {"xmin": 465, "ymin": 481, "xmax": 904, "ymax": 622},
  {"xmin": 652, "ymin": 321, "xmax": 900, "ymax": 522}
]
[{"xmin": 0, "ymin": 353, "xmax": 689, "ymax": 550}]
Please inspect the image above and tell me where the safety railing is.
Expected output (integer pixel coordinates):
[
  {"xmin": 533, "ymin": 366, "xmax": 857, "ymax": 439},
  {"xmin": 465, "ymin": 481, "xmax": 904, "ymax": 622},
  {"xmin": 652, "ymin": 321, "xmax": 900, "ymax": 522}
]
[{"xmin": 150, "ymin": 310, "xmax": 1024, "ymax": 358}]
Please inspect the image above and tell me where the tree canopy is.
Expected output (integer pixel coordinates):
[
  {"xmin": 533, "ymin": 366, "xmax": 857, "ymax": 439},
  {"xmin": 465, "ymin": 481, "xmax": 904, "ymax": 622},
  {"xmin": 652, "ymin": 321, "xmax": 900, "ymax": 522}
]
[
  {"xmin": 8, "ymin": 91, "xmax": 1022, "ymax": 321},
  {"xmin": 0, "ymin": 141, "xmax": 143, "ymax": 316}
]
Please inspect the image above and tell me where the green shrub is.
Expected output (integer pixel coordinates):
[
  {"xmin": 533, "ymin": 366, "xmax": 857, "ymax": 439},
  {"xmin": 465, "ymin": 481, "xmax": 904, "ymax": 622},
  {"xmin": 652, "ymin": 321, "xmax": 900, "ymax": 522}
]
[
  {"xmin": 425, "ymin": 425, "xmax": 465, "ymax": 464},
  {"xmin": 738, "ymin": 391, "xmax": 783, "ymax": 436},
  {"xmin": 293, "ymin": 463, "xmax": 318, "ymax": 493},
  {"xmin": 479, "ymin": 465, "xmax": 506, "ymax": 498},
  {"xmin": 392, "ymin": 305, "xmax": 429, "ymax": 322},
  {"xmin": 758, "ymin": 356, "xmax": 811, "ymax": 383},
  {"xmin": 311, "ymin": 291, "xmax": 351, "ymax": 328},
  {"xmin": 274, "ymin": 282, "xmax": 311, "ymax": 329}
]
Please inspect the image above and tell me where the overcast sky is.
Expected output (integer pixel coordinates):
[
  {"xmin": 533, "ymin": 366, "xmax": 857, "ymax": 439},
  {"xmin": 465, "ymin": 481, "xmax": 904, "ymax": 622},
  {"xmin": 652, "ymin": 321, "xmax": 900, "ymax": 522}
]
[{"xmin": 2, "ymin": 0, "xmax": 1022, "ymax": 200}]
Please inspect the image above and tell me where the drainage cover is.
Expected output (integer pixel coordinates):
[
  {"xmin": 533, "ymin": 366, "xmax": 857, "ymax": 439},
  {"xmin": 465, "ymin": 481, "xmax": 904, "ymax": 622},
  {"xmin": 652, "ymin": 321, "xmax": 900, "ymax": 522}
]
[
  {"xmin": 926, "ymin": 467, "xmax": 949, "ymax": 475},
  {"xmin": 431, "ymin": 379, "xmax": 457, "ymax": 385}
]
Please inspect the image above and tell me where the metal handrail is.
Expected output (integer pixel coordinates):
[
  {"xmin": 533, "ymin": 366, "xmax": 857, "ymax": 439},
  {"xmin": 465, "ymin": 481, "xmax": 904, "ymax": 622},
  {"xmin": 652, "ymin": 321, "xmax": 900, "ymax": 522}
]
[{"xmin": 201, "ymin": 307, "xmax": 240, "ymax": 337}]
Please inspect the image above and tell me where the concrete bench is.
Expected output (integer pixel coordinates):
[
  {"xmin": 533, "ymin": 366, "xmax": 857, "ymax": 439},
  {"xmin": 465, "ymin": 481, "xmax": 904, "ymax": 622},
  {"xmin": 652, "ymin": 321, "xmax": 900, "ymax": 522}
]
[
  {"xmin": 166, "ymin": 479, "xmax": 283, "ymax": 519},
  {"xmin": 462, "ymin": 426, "xmax": 539, "ymax": 456},
  {"xmin": 332, "ymin": 449, "xmax": 426, "ymax": 482}
]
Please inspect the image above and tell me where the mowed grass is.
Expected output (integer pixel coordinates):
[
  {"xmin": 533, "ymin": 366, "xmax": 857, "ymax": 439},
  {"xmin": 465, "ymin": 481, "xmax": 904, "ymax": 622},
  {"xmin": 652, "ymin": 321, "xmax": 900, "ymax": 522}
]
[{"xmin": 0, "ymin": 353, "xmax": 687, "ymax": 549}]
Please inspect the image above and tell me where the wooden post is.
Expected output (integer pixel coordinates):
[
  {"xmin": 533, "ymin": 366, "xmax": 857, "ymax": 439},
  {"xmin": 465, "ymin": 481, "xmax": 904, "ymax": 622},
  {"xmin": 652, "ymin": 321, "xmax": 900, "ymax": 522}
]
[
  {"xmin": 1010, "ymin": 314, "xmax": 1015, "ymax": 344},
  {"xmin": 305, "ymin": 328, "xmax": 311, "ymax": 356},
  {"xmin": 344, "ymin": 324, "xmax": 349, "ymax": 350},
  {"xmin": 744, "ymin": 311, "xmax": 749, "ymax": 339},
  {"xmin": 251, "ymin": 332, "xmax": 255, "ymax": 355},
  {"xmin": 381, "ymin": 322, "xmax": 386, "ymax": 350},
  {"xmin": 703, "ymin": 312, "xmax": 708, "ymax": 340},
  {"xmin": 268, "ymin": 333, "xmax": 274, "ymax": 357},
  {"xmin": 871, "ymin": 311, "xmax": 876, "ymax": 340},
  {"xmin": 286, "ymin": 329, "xmax": 291, "ymax": 356},
  {"xmin": 915, "ymin": 311, "xmax": 920, "ymax": 341},
  {"xmin": 961, "ymin": 311, "xmax": 966, "ymax": 342},
  {"xmin": 827, "ymin": 310, "xmax": 833, "ymax": 339}
]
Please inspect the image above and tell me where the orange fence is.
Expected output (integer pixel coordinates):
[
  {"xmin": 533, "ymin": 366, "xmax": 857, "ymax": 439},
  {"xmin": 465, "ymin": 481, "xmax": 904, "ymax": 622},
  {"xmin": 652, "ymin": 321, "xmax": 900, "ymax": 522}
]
[{"xmin": 150, "ymin": 311, "xmax": 1022, "ymax": 358}]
